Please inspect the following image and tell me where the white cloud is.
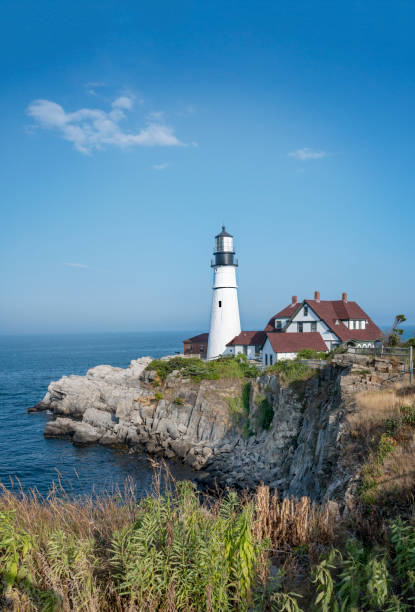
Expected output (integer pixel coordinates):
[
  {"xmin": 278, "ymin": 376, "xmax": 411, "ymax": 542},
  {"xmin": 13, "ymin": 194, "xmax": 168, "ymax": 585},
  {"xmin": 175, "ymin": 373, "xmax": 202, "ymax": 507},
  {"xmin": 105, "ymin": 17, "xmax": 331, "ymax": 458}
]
[
  {"xmin": 64, "ymin": 262, "xmax": 89, "ymax": 269},
  {"xmin": 27, "ymin": 98, "xmax": 183, "ymax": 153},
  {"xmin": 152, "ymin": 163, "xmax": 168, "ymax": 170},
  {"xmin": 288, "ymin": 148, "xmax": 328, "ymax": 160},
  {"xmin": 112, "ymin": 96, "xmax": 134, "ymax": 110}
]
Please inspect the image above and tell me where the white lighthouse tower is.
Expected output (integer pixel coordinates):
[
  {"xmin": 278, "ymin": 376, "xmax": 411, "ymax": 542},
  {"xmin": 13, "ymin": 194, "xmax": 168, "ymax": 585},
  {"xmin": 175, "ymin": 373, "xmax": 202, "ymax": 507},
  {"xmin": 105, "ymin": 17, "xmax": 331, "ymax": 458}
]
[{"xmin": 207, "ymin": 226, "xmax": 241, "ymax": 360}]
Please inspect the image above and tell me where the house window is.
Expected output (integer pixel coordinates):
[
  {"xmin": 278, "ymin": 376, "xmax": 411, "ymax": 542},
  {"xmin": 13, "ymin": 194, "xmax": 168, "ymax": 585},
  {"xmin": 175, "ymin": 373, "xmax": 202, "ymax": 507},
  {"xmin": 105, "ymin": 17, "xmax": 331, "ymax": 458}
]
[
  {"xmin": 265, "ymin": 354, "xmax": 268, "ymax": 366},
  {"xmin": 200, "ymin": 345, "xmax": 204, "ymax": 352},
  {"xmin": 297, "ymin": 322, "xmax": 303, "ymax": 333},
  {"xmin": 276, "ymin": 320, "xmax": 282, "ymax": 330},
  {"xmin": 219, "ymin": 301, "xmax": 222, "ymax": 307},
  {"xmin": 270, "ymin": 355, "xmax": 273, "ymax": 365},
  {"xmin": 349, "ymin": 320, "xmax": 354, "ymax": 330},
  {"xmin": 311, "ymin": 322, "xmax": 317, "ymax": 332},
  {"xmin": 304, "ymin": 305, "xmax": 308, "ymax": 316}
]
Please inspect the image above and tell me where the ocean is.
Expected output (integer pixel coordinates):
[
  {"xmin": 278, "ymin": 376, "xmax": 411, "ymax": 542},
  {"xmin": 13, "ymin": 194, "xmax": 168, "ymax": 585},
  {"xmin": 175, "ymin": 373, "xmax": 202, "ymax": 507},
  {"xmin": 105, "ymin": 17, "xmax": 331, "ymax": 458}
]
[{"xmin": 0, "ymin": 332, "xmax": 198, "ymax": 498}]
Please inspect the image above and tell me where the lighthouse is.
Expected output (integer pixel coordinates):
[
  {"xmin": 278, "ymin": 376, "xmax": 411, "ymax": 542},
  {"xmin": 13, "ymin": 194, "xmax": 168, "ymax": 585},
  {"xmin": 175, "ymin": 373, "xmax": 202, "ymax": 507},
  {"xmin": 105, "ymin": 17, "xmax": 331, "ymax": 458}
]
[{"xmin": 207, "ymin": 226, "xmax": 241, "ymax": 360}]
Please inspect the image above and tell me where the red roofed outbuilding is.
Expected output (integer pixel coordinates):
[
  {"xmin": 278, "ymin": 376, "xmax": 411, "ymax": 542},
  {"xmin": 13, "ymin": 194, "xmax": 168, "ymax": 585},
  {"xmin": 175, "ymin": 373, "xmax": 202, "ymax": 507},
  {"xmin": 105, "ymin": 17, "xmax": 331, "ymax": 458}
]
[
  {"xmin": 183, "ymin": 333, "xmax": 209, "ymax": 358},
  {"xmin": 224, "ymin": 330, "xmax": 266, "ymax": 359}
]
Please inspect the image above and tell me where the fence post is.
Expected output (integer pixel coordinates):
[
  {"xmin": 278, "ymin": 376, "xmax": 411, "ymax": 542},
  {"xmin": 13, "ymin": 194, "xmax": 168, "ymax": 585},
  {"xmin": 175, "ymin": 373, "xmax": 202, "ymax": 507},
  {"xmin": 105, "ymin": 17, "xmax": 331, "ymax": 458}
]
[{"xmin": 410, "ymin": 345, "xmax": 413, "ymax": 384}]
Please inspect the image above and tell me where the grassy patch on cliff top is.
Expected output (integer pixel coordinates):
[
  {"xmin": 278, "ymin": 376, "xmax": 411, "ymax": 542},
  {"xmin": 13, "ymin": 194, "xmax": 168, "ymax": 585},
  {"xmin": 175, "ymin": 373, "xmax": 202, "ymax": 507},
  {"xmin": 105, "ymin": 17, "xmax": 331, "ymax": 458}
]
[
  {"xmin": 266, "ymin": 359, "xmax": 316, "ymax": 383},
  {"xmin": 146, "ymin": 355, "xmax": 260, "ymax": 382}
]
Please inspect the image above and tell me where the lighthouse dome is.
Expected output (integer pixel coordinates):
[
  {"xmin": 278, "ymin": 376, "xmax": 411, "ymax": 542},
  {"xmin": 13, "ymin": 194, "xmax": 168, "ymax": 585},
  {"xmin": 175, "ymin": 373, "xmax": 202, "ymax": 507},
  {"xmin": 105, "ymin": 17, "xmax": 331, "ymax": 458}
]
[{"xmin": 214, "ymin": 225, "xmax": 234, "ymax": 254}]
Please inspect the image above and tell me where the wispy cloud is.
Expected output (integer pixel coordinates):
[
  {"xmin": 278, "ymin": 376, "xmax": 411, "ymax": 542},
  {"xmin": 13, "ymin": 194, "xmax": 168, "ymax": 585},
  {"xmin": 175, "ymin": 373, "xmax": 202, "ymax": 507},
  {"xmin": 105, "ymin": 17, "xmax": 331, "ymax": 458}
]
[
  {"xmin": 288, "ymin": 148, "xmax": 328, "ymax": 160},
  {"xmin": 152, "ymin": 163, "xmax": 169, "ymax": 170},
  {"xmin": 64, "ymin": 262, "xmax": 89, "ymax": 269},
  {"xmin": 27, "ymin": 97, "xmax": 183, "ymax": 154},
  {"xmin": 84, "ymin": 82, "xmax": 106, "ymax": 96}
]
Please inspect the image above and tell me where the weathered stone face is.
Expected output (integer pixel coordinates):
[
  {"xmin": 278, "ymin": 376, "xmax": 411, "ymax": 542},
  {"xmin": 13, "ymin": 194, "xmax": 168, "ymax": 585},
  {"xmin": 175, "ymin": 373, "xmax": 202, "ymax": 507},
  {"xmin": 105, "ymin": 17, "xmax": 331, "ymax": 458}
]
[{"xmin": 32, "ymin": 353, "xmax": 407, "ymax": 506}]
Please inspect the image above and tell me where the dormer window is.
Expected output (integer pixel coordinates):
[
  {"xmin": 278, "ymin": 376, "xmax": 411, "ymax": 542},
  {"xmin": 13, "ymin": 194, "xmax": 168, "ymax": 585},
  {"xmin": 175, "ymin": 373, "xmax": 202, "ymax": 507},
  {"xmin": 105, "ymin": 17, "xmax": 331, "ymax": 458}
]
[
  {"xmin": 304, "ymin": 305, "xmax": 308, "ymax": 316},
  {"xmin": 276, "ymin": 320, "xmax": 282, "ymax": 330}
]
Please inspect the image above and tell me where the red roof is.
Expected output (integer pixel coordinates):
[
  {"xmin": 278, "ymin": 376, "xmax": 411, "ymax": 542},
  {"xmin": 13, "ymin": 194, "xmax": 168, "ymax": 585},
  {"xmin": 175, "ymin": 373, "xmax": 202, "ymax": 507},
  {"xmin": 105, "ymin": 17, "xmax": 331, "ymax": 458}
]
[
  {"xmin": 304, "ymin": 300, "xmax": 385, "ymax": 342},
  {"xmin": 226, "ymin": 331, "xmax": 266, "ymax": 347},
  {"xmin": 265, "ymin": 298, "xmax": 385, "ymax": 342},
  {"xmin": 265, "ymin": 332, "xmax": 327, "ymax": 353},
  {"xmin": 265, "ymin": 303, "xmax": 301, "ymax": 331},
  {"xmin": 183, "ymin": 333, "xmax": 209, "ymax": 343}
]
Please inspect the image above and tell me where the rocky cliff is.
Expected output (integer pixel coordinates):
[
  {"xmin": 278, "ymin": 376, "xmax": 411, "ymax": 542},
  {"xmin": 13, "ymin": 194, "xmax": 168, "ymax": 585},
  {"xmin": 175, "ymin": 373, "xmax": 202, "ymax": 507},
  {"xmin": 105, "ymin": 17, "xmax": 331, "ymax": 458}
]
[{"xmin": 29, "ymin": 353, "xmax": 403, "ymax": 505}]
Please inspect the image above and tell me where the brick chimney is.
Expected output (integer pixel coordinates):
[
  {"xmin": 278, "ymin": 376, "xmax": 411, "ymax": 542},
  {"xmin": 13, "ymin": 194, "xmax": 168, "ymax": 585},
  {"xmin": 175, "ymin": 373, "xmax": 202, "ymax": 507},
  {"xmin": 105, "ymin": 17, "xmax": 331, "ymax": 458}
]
[
  {"xmin": 292, "ymin": 295, "xmax": 297, "ymax": 306},
  {"xmin": 342, "ymin": 292, "xmax": 348, "ymax": 303},
  {"xmin": 314, "ymin": 290, "xmax": 320, "ymax": 302}
]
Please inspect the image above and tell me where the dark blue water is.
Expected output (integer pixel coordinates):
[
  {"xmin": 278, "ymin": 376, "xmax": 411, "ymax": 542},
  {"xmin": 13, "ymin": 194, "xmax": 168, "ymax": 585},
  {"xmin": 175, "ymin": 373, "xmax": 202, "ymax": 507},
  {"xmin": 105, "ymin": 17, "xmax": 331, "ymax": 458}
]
[{"xmin": 0, "ymin": 332, "xmax": 198, "ymax": 497}]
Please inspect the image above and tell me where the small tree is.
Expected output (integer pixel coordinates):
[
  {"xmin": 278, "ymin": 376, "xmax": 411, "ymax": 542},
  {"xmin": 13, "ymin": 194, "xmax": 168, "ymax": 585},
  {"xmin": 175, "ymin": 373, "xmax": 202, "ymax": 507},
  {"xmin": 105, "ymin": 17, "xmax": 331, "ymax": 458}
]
[{"xmin": 387, "ymin": 314, "xmax": 406, "ymax": 346}]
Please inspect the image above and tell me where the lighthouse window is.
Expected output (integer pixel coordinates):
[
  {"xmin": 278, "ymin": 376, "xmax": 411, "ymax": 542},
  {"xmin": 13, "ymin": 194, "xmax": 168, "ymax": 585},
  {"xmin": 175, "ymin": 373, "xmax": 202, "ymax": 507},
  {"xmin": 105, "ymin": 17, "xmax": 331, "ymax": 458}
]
[{"xmin": 219, "ymin": 301, "xmax": 222, "ymax": 307}]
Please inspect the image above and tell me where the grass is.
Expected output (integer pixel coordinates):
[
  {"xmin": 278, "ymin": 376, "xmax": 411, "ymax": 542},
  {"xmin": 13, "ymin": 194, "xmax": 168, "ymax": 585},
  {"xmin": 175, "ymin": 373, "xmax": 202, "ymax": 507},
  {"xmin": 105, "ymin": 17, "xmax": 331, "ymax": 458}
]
[
  {"xmin": 3, "ymin": 473, "xmax": 415, "ymax": 611},
  {"xmin": 347, "ymin": 383, "xmax": 415, "ymax": 506},
  {"xmin": 0, "ymin": 473, "xmax": 337, "ymax": 612},
  {"xmin": 146, "ymin": 355, "xmax": 260, "ymax": 383},
  {"xmin": 266, "ymin": 360, "xmax": 316, "ymax": 384}
]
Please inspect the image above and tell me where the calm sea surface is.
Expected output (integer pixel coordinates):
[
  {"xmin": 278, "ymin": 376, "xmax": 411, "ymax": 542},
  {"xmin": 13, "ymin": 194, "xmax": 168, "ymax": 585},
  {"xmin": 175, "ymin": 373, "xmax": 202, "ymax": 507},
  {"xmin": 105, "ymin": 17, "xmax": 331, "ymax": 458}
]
[{"xmin": 0, "ymin": 332, "xmax": 198, "ymax": 498}]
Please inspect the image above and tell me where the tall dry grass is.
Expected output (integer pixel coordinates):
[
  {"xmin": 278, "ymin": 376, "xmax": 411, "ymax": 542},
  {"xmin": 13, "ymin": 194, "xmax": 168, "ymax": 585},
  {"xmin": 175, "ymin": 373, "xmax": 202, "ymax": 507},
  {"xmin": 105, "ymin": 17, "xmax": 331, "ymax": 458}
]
[{"xmin": 348, "ymin": 383, "xmax": 415, "ymax": 437}]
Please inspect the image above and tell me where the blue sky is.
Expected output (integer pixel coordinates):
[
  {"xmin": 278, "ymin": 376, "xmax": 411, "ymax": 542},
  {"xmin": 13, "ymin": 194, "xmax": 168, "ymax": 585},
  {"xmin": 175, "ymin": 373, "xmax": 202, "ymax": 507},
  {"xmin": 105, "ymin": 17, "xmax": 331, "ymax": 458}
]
[{"xmin": 1, "ymin": 1, "xmax": 414, "ymax": 334}]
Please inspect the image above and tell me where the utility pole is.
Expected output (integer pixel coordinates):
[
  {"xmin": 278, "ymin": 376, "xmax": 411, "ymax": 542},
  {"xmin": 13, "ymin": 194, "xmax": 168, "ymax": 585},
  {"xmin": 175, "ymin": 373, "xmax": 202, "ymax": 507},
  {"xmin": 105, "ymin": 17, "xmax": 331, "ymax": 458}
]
[{"xmin": 410, "ymin": 345, "xmax": 413, "ymax": 384}]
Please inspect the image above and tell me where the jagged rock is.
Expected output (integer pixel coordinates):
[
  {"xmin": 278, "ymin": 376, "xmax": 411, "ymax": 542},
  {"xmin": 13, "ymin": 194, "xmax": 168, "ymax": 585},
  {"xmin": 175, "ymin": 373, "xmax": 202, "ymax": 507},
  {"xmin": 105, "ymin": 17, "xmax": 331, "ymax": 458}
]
[
  {"xmin": 30, "ymin": 352, "xmax": 407, "ymax": 506},
  {"xmin": 72, "ymin": 422, "xmax": 101, "ymax": 445}
]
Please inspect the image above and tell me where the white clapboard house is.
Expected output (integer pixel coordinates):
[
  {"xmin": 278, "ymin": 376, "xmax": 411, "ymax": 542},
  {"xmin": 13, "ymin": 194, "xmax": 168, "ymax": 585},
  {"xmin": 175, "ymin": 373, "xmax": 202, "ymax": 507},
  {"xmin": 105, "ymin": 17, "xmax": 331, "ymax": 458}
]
[{"xmin": 226, "ymin": 291, "xmax": 385, "ymax": 366}]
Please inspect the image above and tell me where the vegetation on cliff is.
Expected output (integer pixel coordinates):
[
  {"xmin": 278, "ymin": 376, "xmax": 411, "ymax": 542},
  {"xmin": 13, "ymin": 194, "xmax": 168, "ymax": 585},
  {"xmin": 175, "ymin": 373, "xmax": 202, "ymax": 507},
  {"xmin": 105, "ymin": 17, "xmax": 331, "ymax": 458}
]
[
  {"xmin": 347, "ymin": 383, "xmax": 415, "ymax": 507},
  {"xmin": 146, "ymin": 355, "xmax": 260, "ymax": 383}
]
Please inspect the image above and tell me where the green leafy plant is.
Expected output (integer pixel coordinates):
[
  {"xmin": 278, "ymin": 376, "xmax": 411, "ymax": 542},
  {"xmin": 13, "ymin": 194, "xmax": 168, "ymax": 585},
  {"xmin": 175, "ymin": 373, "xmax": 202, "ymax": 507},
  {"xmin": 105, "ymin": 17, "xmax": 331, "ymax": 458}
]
[{"xmin": 154, "ymin": 392, "xmax": 163, "ymax": 401}]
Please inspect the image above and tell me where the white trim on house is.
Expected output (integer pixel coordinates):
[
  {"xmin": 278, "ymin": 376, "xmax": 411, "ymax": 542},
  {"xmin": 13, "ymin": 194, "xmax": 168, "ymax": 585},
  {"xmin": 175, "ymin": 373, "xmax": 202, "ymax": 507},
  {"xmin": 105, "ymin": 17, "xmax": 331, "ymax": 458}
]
[{"xmin": 285, "ymin": 303, "xmax": 341, "ymax": 350}]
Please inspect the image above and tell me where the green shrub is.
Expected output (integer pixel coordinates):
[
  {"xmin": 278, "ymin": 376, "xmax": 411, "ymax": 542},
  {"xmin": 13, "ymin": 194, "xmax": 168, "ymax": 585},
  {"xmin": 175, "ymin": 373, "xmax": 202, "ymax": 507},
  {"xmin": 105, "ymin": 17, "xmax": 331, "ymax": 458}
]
[
  {"xmin": 296, "ymin": 349, "xmax": 327, "ymax": 360},
  {"xmin": 173, "ymin": 397, "xmax": 184, "ymax": 405},
  {"xmin": 154, "ymin": 392, "xmax": 163, "ymax": 401},
  {"xmin": 400, "ymin": 405, "xmax": 415, "ymax": 427},
  {"xmin": 146, "ymin": 355, "xmax": 260, "ymax": 383},
  {"xmin": 377, "ymin": 433, "xmax": 396, "ymax": 463}
]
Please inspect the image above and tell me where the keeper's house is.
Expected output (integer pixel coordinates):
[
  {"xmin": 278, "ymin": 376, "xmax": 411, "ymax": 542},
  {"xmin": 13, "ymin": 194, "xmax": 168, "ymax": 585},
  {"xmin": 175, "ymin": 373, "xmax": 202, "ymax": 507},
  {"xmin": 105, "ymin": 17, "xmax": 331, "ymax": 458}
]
[{"xmin": 259, "ymin": 291, "xmax": 384, "ymax": 366}]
